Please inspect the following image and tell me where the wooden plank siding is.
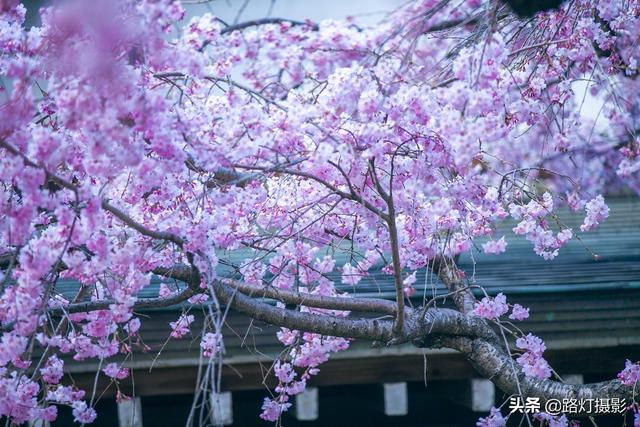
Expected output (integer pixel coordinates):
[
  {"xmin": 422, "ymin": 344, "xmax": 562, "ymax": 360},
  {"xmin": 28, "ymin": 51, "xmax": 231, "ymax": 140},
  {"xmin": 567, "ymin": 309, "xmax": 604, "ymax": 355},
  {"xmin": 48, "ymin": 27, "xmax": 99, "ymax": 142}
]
[
  {"xmin": 62, "ymin": 344, "xmax": 640, "ymax": 397},
  {"xmin": 50, "ymin": 288, "xmax": 640, "ymax": 375},
  {"xmin": 32, "ymin": 197, "xmax": 640, "ymax": 399}
]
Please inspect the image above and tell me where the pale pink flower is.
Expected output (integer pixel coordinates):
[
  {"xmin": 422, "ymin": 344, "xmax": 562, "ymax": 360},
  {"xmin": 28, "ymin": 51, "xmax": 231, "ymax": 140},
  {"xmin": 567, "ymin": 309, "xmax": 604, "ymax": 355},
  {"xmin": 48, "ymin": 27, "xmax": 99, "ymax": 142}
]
[
  {"xmin": 580, "ymin": 195, "xmax": 609, "ymax": 231},
  {"xmin": 41, "ymin": 355, "xmax": 64, "ymax": 384},
  {"xmin": 260, "ymin": 397, "xmax": 291, "ymax": 422},
  {"xmin": 473, "ymin": 293, "xmax": 508, "ymax": 320},
  {"xmin": 508, "ymin": 304, "xmax": 529, "ymax": 321},
  {"xmin": 341, "ymin": 263, "xmax": 362, "ymax": 285},
  {"xmin": 200, "ymin": 332, "xmax": 220, "ymax": 357},
  {"xmin": 482, "ymin": 237, "xmax": 508, "ymax": 255},
  {"xmin": 169, "ymin": 314, "xmax": 194, "ymax": 339},
  {"xmin": 403, "ymin": 271, "xmax": 417, "ymax": 297},
  {"xmin": 618, "ymin": 360, "xmax": 640, "ymax": 386},
  {"xmin": 516, "ymin": 333, "xmax": 546, "ymax": 355},
  {"xmin": 103, "ymin": 363, "xmax": 129, "ymax": 380},
  {"xmin": 517, "ymin": 352, "xmax": 552, "ymax": 379},
  {"xmin": 476, "ymin": 407, "xmax": 506, "ymax": 427},
  {"xmin": 274, "ymin": 361, "xmax": 296, "ymax": 383}
]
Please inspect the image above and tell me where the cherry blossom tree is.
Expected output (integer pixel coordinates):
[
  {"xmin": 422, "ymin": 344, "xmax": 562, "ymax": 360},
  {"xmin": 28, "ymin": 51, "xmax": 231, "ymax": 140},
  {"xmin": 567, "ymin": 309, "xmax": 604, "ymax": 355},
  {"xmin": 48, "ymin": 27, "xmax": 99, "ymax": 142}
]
[{"xmin": 1, "ymin": 0, "xmax": 639, "ymax": 425}]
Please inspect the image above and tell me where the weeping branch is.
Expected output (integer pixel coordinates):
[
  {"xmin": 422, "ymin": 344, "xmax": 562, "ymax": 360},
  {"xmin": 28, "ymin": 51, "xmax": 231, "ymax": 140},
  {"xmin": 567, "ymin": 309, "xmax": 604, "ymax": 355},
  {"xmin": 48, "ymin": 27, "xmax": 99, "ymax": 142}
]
[
  {"xmin": 220, "ymin": 18, "xmax": 318, "ymax": 35},
  {"xmin": 101, "ymin": 200, "xmax": 184, "ymax": 246}
]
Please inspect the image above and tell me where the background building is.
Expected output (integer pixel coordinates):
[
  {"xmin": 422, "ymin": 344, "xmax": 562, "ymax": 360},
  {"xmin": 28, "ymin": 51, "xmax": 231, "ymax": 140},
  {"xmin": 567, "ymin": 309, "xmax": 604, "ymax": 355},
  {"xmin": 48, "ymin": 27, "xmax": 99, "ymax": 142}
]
[{"xmin": 49, "ymin": 197, "xmax": 640, "ymax": 426}]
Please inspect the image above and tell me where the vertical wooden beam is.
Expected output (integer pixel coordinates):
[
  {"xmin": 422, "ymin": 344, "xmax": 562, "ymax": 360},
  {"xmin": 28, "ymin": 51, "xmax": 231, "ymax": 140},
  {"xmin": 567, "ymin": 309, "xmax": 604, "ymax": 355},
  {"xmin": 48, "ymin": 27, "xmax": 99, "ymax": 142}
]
[
  {"xmin": 211, "ymin": 391, "xmax": 233, "ymax": 425},
  {"xmin": 295, "ymin": 387, "xmax": 319, "ymax": 421},
  {"xmin": 383, "ymin": 382, "xmax": 408, "ymax": 416},
  {"xmin": 118, "ymin": 396, "xmax": 143, "ymax": 427},
  {"xmin": 470, "ymin": 379, "xmax": 495, "ymax": 412}
]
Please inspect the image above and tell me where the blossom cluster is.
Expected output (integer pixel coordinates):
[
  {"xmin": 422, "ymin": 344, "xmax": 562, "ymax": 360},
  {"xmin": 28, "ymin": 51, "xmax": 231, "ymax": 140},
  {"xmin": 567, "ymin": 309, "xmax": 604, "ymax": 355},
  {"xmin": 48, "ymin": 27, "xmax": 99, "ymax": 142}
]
[
  {"xmin": 618, "ymin": 360, "xmax": 640, "ymax": 387},
  {"xmin": 516, "ymin": 334, "xmax": 552, "ymax": 380},
  {"xmin": 472, "ymin": 293, "xmax": 529, "ymax": 321},
  {"xmin": 476, "ymin": 407, "xmax": 506, "ymax": 427}
]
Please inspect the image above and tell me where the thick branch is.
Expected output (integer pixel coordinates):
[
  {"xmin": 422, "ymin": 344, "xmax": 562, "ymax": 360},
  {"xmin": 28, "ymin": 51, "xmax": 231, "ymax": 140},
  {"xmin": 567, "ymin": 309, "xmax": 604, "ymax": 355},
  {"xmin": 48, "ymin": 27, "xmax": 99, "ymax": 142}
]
[
  {"xmin": 119, "ymin": 263, "xmax": 492, "ymax": 343},
  {"xmin": 220, "ymin": 278, "xmax": 398, "ymax": 316},
  {"xmin": 438, "ymin": 336, "xmax": 634, "ymax": 416},
  {"xmin": 101, "ymin": 200, "xmax": 184, "ymax": 246},
  {"xmin": 214, "ymin": 278, "xmax": 497, "ymax": 343},
  {"xmin": 48, "ymin": 265, "xmax": 198, "ymax": 316},
  {"xmin": 220, "ymin": 18, "xmax": 318, "ymax": 35},
  {"xmin": 367, "ymin": 159, "xmax": 405, "ymax": 335},
  {"xmin": 0, "ymin": 139, "xmax": 76, "ymax": 192},
  {"xmin": 50, "ymin": 287, "xmax": 198, "ymax": 316},
  {"xmin": 432, "ymin": 256, "xmax": 476, "ymax": 314},
  {"xmin": 49, "ymin": 271, "xmax": 493, "ymax": 344},
  {"xmin": 386, "ymin": 205, "xmax": 406, "ymax": 336},
  {"xmin": 214, "ymin": 279, "xmax": 395, "ymax": 341}
]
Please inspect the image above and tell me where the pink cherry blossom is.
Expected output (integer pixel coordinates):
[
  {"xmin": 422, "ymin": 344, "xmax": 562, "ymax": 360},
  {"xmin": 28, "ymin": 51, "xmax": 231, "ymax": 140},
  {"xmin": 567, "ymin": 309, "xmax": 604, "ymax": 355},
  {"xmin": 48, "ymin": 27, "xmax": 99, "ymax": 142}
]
[
  {"xmin": 240, "ymin": 259, "xmax": 266, "ymax": 286},
  {"xmin": 482, "ymin": 237, "xmax": 508, "ymax": 255},
  {"xmin": 341, "ymin": 263, "xmax": 362, "ymax": 285},
  {"xmin": 200, "ymin": 332, "xmax": 220, "ymax": 357},
  {"xmin": 473, "ymin": 293, "xmax": 509, "ymax": 320},
  {"xmin": 274, "ymin": 361, "xmax": 296, "ymax": 383},
  {"xmin": 277, "ymin": 328, "xmax": 299, "ymax": 346},
  {"xmin": 260, "ymin": 397, "xmax": 291, "ymax": 422},
  {"xmin": 0, "ymin": 332, "xmax": 28, "ymax": 367},
  {"xmin": 476, "ymin": 407, "xmax": 506, "ymax": 427},
  {"xmin": 508, "ymin": 304, "xmax": 530, "ymax": 321},
  {"xmin": 516, "ymin": 334, "xmax": 546, "ymax": 355},
  {"xmin": 187, "ymin": 293, "xmax": 209, "ymax": 304},
  {"xmin": 124, "ymin": 318, "xmax": 141, "ymax": 335},
  {"xmin": 618, "ymin": 360, "xmax": 640, "ymax": 386},
  {"xmin": 40, "ymin": 355, "xmax": 64, "ymax": 384},
  {"xmin": 581, "ymin": 195, "xmax": 610, "ymax": 231},
  {"xmin": 516, "ymin": 334, "xmax": 551, "ymax": 379},
  {"xmin": 517, "ymin": 352, "xmax": 552, "ymax": 380},
  {"xmin": 169, "ymin": 314, "xmax": 194, "ymax": 339},
  {"xmin": 103, "ymin": 363, "xmax": 129, "ymax": 380},
  {"xmin": 71, "ymin": 401, "xmax": 97, "ymax": 424},
  {"xmin": 403, "ymin": 271, "xmax": 417, "ymax": 297}
]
